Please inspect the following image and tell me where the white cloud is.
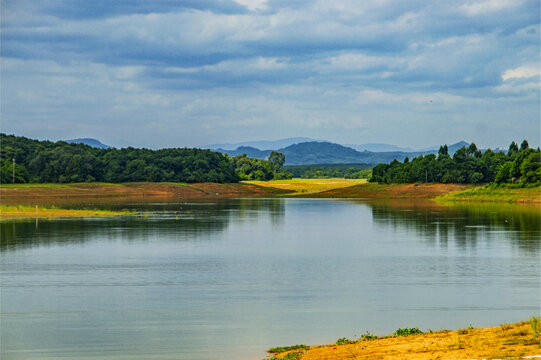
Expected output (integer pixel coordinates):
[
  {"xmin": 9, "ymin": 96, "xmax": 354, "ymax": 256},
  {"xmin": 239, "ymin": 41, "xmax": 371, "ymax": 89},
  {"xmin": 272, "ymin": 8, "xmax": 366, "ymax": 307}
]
[
  {"xmin": 502, "ymin": 65, "xmax": 540, "ymax": 81},
  {"xmin": 460, "ymin": 0, "xmax": 520, "ymax": 16}
]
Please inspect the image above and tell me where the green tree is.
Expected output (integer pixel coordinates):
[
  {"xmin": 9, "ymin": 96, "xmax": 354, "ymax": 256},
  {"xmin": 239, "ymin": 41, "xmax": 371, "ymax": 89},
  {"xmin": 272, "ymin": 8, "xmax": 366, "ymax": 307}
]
[
  {"xmin": 268, "ymin": 151, "xmax": 286, "ymax": 173},
  {"xmin": 520, "ymin": 152, "xmax": 540, "ymax": 184},
  {"xmin": 508, "ymin": 141, "xmax": 519, "ymax": 155}
]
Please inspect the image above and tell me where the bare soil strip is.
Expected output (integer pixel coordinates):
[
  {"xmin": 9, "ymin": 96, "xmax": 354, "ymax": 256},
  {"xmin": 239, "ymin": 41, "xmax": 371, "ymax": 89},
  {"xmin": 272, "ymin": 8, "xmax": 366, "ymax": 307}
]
[
  {"xmin": 303, "ymin": 183, "xmax": 472, "ymax": 199},
  {"xmin": 0, "ymin": 182, "xmax": 289, "ymax": 206}
]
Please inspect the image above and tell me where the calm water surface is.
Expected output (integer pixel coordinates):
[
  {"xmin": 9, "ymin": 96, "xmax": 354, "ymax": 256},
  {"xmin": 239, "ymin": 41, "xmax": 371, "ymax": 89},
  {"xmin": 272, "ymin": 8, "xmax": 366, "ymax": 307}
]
[{"xmin": 1, "ymin": 198, "xmax": 539, "ymax": 360}]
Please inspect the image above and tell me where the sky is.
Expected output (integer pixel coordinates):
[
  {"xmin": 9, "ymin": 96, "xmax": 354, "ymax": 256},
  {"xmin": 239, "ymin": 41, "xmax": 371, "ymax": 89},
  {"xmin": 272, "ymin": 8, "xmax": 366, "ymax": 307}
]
[{"xmin": 1, "ymin": 0, "xmax": 539, "ymax": 149}]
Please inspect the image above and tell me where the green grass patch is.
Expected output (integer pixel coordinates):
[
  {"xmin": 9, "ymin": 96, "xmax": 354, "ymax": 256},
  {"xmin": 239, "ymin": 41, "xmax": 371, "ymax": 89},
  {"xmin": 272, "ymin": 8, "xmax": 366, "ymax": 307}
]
[{"xmin": 436, "ymin": 184, "xmax": 540, "ymax": 203}]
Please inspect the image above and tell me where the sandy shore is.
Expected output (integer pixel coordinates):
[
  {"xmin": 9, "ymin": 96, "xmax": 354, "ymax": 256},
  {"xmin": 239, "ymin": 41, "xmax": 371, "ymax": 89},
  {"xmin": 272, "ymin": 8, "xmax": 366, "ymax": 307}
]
[{"xmin": 269, "ymin": 321, "xmax": 541, "ymax": 359}]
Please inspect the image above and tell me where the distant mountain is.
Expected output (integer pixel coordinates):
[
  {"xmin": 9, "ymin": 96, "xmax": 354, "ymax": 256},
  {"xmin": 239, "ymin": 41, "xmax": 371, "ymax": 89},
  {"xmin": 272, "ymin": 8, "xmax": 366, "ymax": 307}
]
[
  {"xmin": 419, "ymin": 141, "xmax": 468, "ymax": 153},
  {"xmin": 448, "ymin": 141, "xmax": 470, "ymax": 154},
  {"xmin": 280, "ymin": 142, "xmax": 364, "ymax": 165},
  {"xmin": 347, "ymin": 143, "xmax": 415, "ymax": 152},
  {"xmin": 218, "ymin": 146, "xmax": 272, "ymax": 159},
  {"xmin": 204, "ymin": 137, "xmax": 317, "ymax": 150},
  {"xmin": 214, "ymin": 140, "xmax": 473, "ymax": 165},
  {"xmin": 66, "ymin": 138, "xmax": 111, "ymax": 149}
]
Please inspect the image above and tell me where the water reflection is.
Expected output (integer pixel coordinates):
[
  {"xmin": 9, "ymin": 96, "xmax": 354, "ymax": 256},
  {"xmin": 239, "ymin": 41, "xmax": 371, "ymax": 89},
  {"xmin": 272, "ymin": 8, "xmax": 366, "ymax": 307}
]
[
  {"xmin": 0, "ymin": 198, "xmax": 285, "ymax": 252},
  {"xmin": 369, "ymin": 200, "xmax": 540, "ymax": 255}
]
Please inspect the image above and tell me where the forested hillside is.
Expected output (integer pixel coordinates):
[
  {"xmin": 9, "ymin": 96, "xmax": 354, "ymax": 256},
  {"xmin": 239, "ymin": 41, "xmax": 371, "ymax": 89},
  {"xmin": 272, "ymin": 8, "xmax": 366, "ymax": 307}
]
[
  {"xmin": 0, "ymin": 134, "xmax": 292, "ymax": 184},
  {"xmin": 0, "ymin": 134, "xmax": 244, "ymax": 183},
  {"xmin": 371, "ymin": 141, "xmax": 540, "ymax": 185}
]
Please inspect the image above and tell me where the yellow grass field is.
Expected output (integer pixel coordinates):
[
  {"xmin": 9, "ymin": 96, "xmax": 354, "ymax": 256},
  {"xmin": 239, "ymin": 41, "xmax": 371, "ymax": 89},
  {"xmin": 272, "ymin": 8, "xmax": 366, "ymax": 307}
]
[
  {"xmin": 244, "ymin": 178, "xmax": 367, "ymax": 195},
  {"xmin": 270, "ymin": 321, "xmax": 541, "ymax": 360}
]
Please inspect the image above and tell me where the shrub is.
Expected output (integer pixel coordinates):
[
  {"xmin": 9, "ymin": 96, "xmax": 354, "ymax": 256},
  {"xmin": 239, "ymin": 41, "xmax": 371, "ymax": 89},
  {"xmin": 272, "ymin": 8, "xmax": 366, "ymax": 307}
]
[
  {"xmin": 336, "ymin": 337, "xmax": 355, "ymax": 345},
  {"xmin": 393, "ymin": 327, "xmax": 424, "ymax": 337}
]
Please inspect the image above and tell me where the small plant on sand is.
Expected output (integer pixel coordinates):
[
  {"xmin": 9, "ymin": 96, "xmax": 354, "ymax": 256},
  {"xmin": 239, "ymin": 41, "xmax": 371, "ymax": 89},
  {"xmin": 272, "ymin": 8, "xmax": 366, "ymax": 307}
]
[
  {"xmin": 393, "ymin": 327, "xmax": 424, "ymax": 337},
  {"xmin": 360, "ymin": 331, "xmax": 379, "ymax": 341},
  {"xmin": 267, "ymin": 345, "xmax": 309, "ymax": 354},
  {"xmin": 336, "ymin": 337, "xmax": 355, "ymax": 345},
  {"xmin": 530, "ymin": 316, "xmax": 540, "ymax": 339},
  {"xmin": 457, "ymin": 325, "xmax": 475, "ymax": 334}
]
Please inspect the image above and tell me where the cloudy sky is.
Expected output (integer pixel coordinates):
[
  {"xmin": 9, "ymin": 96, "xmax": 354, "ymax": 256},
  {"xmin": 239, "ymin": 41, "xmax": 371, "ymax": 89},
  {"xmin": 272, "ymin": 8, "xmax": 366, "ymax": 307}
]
[{"xmin": 1, "ymin": 0, "xmax": 539, "ymax": 149}]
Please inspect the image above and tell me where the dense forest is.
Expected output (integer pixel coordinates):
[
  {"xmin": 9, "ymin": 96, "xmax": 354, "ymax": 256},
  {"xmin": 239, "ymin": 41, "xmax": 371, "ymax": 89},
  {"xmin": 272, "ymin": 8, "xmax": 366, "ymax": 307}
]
[
  {"xmin": 371, "ymin": 141, "xmax": 540, "ymax": 186},
  {"xmin": 283, "ymin": 163, "xmax": 371, "ymax": 179},
  {"xmin": 0, "ymin": 134, "xmax": 287, "ymax": 184}
]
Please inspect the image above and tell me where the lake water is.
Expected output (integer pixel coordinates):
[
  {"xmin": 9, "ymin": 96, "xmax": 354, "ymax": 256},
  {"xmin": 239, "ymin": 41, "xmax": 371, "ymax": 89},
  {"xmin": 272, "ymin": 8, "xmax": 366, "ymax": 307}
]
[{"xmin": 1, "ymin": 198, "xmax": 539, "ymax": 360}]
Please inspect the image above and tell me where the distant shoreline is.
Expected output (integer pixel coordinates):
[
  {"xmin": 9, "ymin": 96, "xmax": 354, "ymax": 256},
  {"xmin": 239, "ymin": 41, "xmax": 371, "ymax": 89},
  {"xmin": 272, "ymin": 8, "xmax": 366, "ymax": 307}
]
[{"xmin": 1, "ymin": 181, "xmax": 538, "ymax": 219}]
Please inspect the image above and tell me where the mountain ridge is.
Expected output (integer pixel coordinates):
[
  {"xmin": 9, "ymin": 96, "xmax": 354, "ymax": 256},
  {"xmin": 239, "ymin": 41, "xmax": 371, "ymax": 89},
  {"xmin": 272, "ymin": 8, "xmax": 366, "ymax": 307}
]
[
  {"xmin": 66, "ymin": 138, "xmax": 112, "ymax": 149},
  {"xmin": 216, "ymin": 140, "xmax": 475, "ymax": 165}
]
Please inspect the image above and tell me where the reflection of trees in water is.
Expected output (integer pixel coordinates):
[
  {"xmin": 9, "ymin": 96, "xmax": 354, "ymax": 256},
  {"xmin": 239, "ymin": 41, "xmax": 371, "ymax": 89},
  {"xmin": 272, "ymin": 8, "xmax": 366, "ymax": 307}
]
[
  {"xmin": 0, "ymin": 199, "xmax": 285, "ymax": 252},
  {"xmin": 370, "ymin": 201, "xmax": 540, "ymax": 255}
]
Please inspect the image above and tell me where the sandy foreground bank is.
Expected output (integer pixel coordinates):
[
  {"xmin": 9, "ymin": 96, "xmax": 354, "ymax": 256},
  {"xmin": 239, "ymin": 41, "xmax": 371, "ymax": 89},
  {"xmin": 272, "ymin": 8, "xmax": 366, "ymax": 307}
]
[{"xmin": 269, "ymin": 321, "xmax": 541, "ymax": 360}]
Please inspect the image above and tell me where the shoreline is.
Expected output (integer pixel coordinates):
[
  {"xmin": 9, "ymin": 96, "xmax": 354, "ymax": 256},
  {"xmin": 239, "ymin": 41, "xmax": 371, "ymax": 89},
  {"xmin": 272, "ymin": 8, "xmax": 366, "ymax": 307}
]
[
  {"xmin": 268, "ymin": 320, "xmax": 541, "ymax": 360},
  {"xmin": 0, "ymin": 205, "xmax": 135, "ymax": 219},
  {"xmin": 1, "ymin": 181, "xmax": 539, "ymax": 219}
]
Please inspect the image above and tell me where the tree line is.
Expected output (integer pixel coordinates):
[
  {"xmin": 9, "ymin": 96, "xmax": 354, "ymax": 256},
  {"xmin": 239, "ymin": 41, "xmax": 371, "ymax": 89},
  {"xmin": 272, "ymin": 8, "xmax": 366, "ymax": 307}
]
[
  {"xmin": 370, "ymin": 141, "xmax": 540, "ymax": 186},
  {"xmin": 283, "ymin": 164, "xmax": 371, "ymax": 179},
  {"xmin": 0, "ymin": 134, "xmax": 287, "ymax": 184}
]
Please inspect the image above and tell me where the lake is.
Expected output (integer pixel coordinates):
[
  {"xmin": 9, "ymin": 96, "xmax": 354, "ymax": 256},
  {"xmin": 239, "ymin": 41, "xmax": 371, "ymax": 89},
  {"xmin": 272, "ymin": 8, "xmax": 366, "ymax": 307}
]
[{"xmin": 1, "ymin": 198, "xmax": 539, "ymax": 360}]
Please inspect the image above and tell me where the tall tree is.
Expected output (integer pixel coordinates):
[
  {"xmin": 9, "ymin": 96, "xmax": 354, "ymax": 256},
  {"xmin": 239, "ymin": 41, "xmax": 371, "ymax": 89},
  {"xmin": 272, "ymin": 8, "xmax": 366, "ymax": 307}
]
[{"xmin": 268, "ymin": 151, "xmax": 286, "ymax": 173}]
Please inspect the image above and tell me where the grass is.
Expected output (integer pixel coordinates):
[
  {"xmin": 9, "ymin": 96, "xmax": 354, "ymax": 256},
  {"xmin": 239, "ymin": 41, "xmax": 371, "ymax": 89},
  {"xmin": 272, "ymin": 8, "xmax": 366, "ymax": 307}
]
[
  {"xmin": 274, "ymin": 351, "xmax": 303, "ymax": 360},
  {"xmin": 436, "ymin": 184, "xmax": 540, "ymax": 203},
  {"xmin": 243, "ymin": 178, "xmax": 367, "ymax": 196},
  {"xmin": 0, "ymin": 204, "xmax": 135, "ymax": 219},
  {"xmin": 530, "ymin": 316, "xmax": 540, "ymax": 340},
  {"xmin": 267, "ymin": 345, "xmax": 310, "ymax": 354}
]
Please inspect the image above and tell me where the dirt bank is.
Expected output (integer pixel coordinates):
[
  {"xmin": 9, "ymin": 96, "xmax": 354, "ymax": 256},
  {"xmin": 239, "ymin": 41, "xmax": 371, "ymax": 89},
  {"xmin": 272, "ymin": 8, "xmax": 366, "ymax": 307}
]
[
  {"xmin": 297, "ymin": 183, "xmax": 471, "ymax": 199},
  {"xmin": 0, "ymin": 182, "xmax": 289, "ymax": 205}
]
